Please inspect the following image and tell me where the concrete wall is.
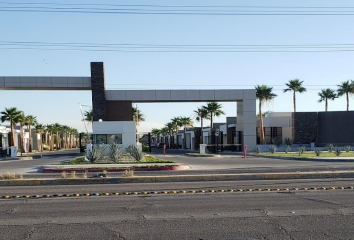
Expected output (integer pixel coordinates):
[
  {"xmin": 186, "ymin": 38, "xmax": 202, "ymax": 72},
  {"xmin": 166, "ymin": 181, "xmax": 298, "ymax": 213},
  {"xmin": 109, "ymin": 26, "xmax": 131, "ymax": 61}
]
[
  {"xmin": 237, "ymin": 90, "xmax": 257, "ymax": 151},
  {"xmin": 293, "ymin": 112, "xmax": 318, "ymax": 144},
  {"xmin": 92, "ymin": 121, "xmax": 136, "ymax": 149},
  {"xmin": 317, "ymin": 111, "xmax": 354, "ymax": 145}
]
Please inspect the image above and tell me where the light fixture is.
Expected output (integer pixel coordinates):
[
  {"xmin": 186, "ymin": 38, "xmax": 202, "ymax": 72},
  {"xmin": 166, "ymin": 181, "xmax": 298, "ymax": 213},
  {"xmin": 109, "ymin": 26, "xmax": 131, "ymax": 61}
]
[{"xmin": 99, "ymin": 119, "xmax": 103, "ymax": 122}]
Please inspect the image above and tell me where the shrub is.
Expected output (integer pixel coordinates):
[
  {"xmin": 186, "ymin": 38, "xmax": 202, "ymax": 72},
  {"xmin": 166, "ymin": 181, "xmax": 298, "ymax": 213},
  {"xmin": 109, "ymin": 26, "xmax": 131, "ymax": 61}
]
[
  {"xmin": 315, "ymin": 149, "xmax": 322, "ymax": 157},
  {"xmin": 61, "ymin": 171, "xmax": 67, "ymax": 178},
  {"xmin": 70, "ymin": 171, "xmax": 76, "ymax": 179},
  {"xmin": 142, "ymin": 145, "xmax": 150, "ymax": 152},
  {"xmin": 334, "ymin": 148, "xmax": 341, "ymax": 156},
  {"xmin": 109, "ymin": 144, "xmax": 123, "ymax": 163},
  {"xmin": 326, "ymin": 144, "xmax": 335, "ymax": 153},
  {"xmin": 123, "ymin": 169, "xmax": 134, "ymax": 177},
  {"xmin": 285, "ymin": 138, "xmax": 292, "ymax": 146},
  {"xmin": 344, "ymin": 146, "xmax": 352, "ymax": 153},
  {"xmin": 271, "ymin": 137, "xmax": 282, "ymax": 147},
  {"xmin": 126, "ymin": 145, "xmax": 143, "ymax": 161},
  {"xmin": 82, "ymin": 171, "xmax": 88, "ymax": 179},
  {"xmin": 298, "ymin": 146, "xmax": 306, "ymax": 156},
  {"xmin": 269, "ymin": 145, "xmax": 277, "ymax": 154},
  {"xmin": 254, "ymin": 146, "xmax": 261, "ymax": 154},
  {"xmin": 85, "ymin": 145, "xmax": 106, "ymax": 163},
  {"xmin": 284, "ymin": 145, "xmax": 291, "ymax": 153}
]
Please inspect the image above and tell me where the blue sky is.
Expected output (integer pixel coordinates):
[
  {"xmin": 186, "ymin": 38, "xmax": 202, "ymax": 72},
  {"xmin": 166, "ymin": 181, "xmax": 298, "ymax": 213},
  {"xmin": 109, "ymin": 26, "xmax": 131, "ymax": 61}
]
[{"xmin": 1, "ymin": 0, "xmax": 354, "ymax": 132}]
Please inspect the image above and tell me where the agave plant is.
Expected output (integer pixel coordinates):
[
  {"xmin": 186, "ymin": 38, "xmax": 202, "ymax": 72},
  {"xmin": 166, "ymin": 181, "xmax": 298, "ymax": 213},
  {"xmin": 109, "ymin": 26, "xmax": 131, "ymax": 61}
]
[
  {"xmin": 254, "ymin": 146, "xmax": 261, "ymax": 154},
  {"xmin": 284, "ymin": 145, "xmax": 291, "ymax": 154},
  {"xmin": 126, "ymin": 145, "xmax": 144, "ymax": 161},
  {"xmin": 344, "ymin": 145, "xmax": 352, "ymax": 153},
  {"xmin": 85, "ymin": 145, "xmax": 106, "ymax": 163},
  {"xmin": 285, "ymin": 138, "xmax": 292, "ymax": 146},
  {"xmin": 298, "ymin": 146, "xmax": 306, "ymax": 156},
  {"xmin": 109, "ymin": 144, "xmax": 123, "ymax": 163},
  {"xmin": 334, "ymin": 148, "xmax": 342, "ymax": 156},
  {"xmin": 269, "ymin": 145, "xmax": 277, "ymax": 154},
  {"xmin": 314, "ymin": 148, "xmax": 322, "ymax": 157},
  {"xmin": 326, "ymin": 144, "xmax": 335, "ymax": 153}
]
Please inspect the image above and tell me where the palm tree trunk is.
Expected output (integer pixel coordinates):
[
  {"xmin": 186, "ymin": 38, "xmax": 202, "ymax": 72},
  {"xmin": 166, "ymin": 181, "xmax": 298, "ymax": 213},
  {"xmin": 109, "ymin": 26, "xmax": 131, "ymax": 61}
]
[
  {"xmin": 293, "ymin": 91, "xmax": 296, "ymax": 113},
  {"xmin": 40, "ymin": 133, "xmax": 43, "ymax": 152},
  {"xmin": 210, "ymin": 114, "xmax": 213, "ymax": 144},
  {"xmin": 184, "ymin": 127, "xmax": 187, "ymax": 149},
  {"xmin": 346, "ymin": 93, "xmax": 349, "ymax": 111},
  {"xmin": 56, "ymin": 131, "xmax": 60, "ymax": 150},
  {"xmin": 325, "ymin": 99, "xmax": 328, "ymax": 112},
  {"xmin": 200, "ymin": 118, "xmax": 204, "ymax": 144},
  {"xmin": 28, "ymin": 125, "xmax": 32, "ymax": 152},
  {"xmin": 20, "ymin": 124, "xmax": 25, "ymax": 153},
  {"xmin": 259, "ymin": 101, "xmax": 265, "ymax": 145},
  {"xmin": 10, "ymin": 122, "xmax": 15, "ymax": 146},
  {"xmin": 175, "ymin": 127, "xmax": 178, "ymax": 149}
]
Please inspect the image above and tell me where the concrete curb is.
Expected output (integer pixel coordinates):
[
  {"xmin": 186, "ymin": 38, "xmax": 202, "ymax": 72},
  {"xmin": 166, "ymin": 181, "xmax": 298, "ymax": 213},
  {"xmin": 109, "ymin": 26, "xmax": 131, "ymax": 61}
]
[
  {"xmin": 2, "ymin": 170, "xmax": 354, "ymax": 186},
  {"xmin": 249, "ymin": 154, "xmax": 354, "ymax": 162},
  {"xmin": 0, "ymin": 157, "xmax": 33, "ymax": 161},
  {"xmin": 185, "ymin": 153, "xmax": 221, "ymax": 157},
  {"xmin": 41, "ymin": 165, "xmax": 190, "ymax": 173}
]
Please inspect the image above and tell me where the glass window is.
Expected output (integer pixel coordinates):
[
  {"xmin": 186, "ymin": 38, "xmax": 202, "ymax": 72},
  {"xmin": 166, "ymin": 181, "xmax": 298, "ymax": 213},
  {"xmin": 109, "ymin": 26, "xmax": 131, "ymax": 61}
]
[
  {"xmin": 107, "ymin": 134, "xmax": 123, "ymax": 144},
  {"xmin": 95, "ymin": 134, "xmax": 107, "ymax": 144}
]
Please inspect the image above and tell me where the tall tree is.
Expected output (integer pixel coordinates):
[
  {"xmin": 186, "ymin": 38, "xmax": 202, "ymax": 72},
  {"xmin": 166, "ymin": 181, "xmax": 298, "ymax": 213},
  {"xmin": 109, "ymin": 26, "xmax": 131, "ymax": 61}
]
[
  {"xmin": 35, "ymin": 124, "xmax": 45, "ymax": 152},
  {"xmin": 84, "ymin": 109, "xmax": 93, "ymax": 126},
  {"xmin": 283, "ymin": 79, "xmax": 307, "ymax": 112},
  {"xmin": 165, "ymin": 122, "xmax": 175, "ymax": 148},
  {"xmin": 171, "ymin": 117, "xmax": 183, "ymax": 149},
  {"xmin": 53, "ymin": 123, "xmax": 62, "ymax": 150},
  {"xmin": 132, "ymin": 106, "xmax": 145, "ymax": 131},
  {"xmin": 194, "ymin": 107, "xmax": 210, "ymax": 144},
  {"xmin": 318, "ymin": 88, "xmax": 338, "ymax": 112},
  {"xmin": 180, "ymin": 117, "xmax": 193, "ymax": 149},
  {"xmin": 25, "ymin": 115, "xmax": 37, "ymax": 152},
  {"xmin": 337, "ymin": 80, "xmax": 354, "ymax": 111},
  {"xmin": 255, "ymin": 85, "xmax": 277, "ymax": 145},
  {"xmin": 151, "ymin": 128, "xmax": 161, "ymax": 143},
  {"xmin": 0, "ymin": 107, "xmax": 21, "ymax": 147},
  {"xmin": 203, "ymin": 102, "xmax": 225, "ymax": 132},
  {"xmin": 46, "ymin": 124, "xmax": 55, "ymax": 151}
]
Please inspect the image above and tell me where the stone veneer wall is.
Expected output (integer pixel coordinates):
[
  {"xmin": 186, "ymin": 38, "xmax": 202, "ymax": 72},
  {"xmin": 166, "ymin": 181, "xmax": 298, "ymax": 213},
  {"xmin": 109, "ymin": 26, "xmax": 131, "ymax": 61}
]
[
  {"xmin": 292, "ymin": 112, "xmax": 318, "ymax": 144},
  {"xmin": 91, "ymin": 62, "xmax": 107, "ymax": 121}
]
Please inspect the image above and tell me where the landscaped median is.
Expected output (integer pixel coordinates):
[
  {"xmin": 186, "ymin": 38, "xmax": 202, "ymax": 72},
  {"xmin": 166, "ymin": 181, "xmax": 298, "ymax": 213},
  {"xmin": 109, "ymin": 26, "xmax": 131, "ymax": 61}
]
[
  {"xmin": 251, "ymin": 152, "xmax": 354, "ymax": 162},
  {"xmin": 2, "ymin": 171, "xmax": 354, "ymax": 186},
  {"xmin": 42, "ymin": 163, "xmax": 189, "ymax": 173}
]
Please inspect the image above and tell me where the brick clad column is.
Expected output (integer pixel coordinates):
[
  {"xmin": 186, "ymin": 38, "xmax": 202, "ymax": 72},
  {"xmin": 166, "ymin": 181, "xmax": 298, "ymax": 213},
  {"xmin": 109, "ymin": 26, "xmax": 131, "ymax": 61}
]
[{"xmin": 90, "ymin": 62, "xmax": 107, "ymax": 121}]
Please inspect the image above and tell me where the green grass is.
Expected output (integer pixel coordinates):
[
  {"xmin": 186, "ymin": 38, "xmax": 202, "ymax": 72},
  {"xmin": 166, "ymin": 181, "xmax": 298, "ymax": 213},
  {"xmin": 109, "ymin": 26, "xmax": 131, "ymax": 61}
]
[
  {"xmin": 259, "ymin": 151, "xmax": 354, "ymax": 158},
  {"xmin": 61, "ymin": 156, "xmax": 176, "ymax": 165}
]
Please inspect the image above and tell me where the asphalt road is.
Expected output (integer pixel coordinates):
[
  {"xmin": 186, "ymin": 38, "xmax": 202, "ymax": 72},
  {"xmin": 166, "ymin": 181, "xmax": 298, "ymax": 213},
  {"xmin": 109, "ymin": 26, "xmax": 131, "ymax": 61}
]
[{"xmin": 1, "ymin": 180, "xmax": 354, "ymax": 240}]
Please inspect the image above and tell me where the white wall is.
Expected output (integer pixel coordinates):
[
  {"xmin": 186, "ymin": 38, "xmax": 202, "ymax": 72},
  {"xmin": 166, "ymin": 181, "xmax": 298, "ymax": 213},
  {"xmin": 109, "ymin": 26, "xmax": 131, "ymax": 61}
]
[{"xmin": 92, "ymin": 121, "xmax": 136, "ymax": 150}]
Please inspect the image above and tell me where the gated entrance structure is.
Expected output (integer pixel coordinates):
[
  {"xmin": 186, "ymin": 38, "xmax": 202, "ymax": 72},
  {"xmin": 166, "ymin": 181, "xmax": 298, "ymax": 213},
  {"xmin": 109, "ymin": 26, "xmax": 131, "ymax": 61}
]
[{"xmin": 0, "ymin": 62, "xmax": 257, "ymax": 151}]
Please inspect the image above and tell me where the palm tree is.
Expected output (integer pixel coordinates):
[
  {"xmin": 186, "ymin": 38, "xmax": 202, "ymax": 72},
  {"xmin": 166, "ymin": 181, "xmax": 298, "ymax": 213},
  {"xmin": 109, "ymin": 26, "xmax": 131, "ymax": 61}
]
[
  {"xmin": 161, "ymin": 127, "xmax": 169, "ymax": 144},
  {"xmin": 180, "ymin": 117, "xmax": 193, "ymax": 149},
  {"xmin": 203, "ymin": 102, "xmax": 225, "ymax": 131},
  {"xmin": 132, "ymin": 106, "xmax": 145, "ymax": 131},
  {"xmin": 35, "ymin": 124, "xmax": 45, "ymax": 152},
  {"xmin": 25, "ymin": 115, "xmax": 37, "ymax": 152},
  {"xmin": 255, "ymin": 85, "xmax": 277, "ymax": 145},
  {"xmin": 337, "ymin": 80, "xmax": 354, "ymax": 111},
  {"xmin": 46, "ymin": 124, "xmax": 55, "ymax": 151},
  {"xmin": 194, "ymin": 107, "xmax": 210, "ymax": 144},
  {"xmin": 151, "ymin": 128, "xmax": 161, "ymax": 144},
  {"xmin": 318, "ymin": 88, "xmax": 338, "ymax": 112},
  {"xmin": 171, "ymin": 117, "xmax": 183, "ymax": 149},
  {"xmin": 165, "ymin": 122, "xmax": 175, "ymax": 148},
  {"xmin": 84, "ymin": 109, "xmax": 93, "ymax": 127},
  {"xmin": 0, "ymin": 107, "xmax": 21, "ymax": 147},
  {"xmin": 53, "ymin": 123, "xmax": 62, "ymax": 150},
  {"xmin": 283, "ymin": 79, "xmax": 307, "ymax": 112}
]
